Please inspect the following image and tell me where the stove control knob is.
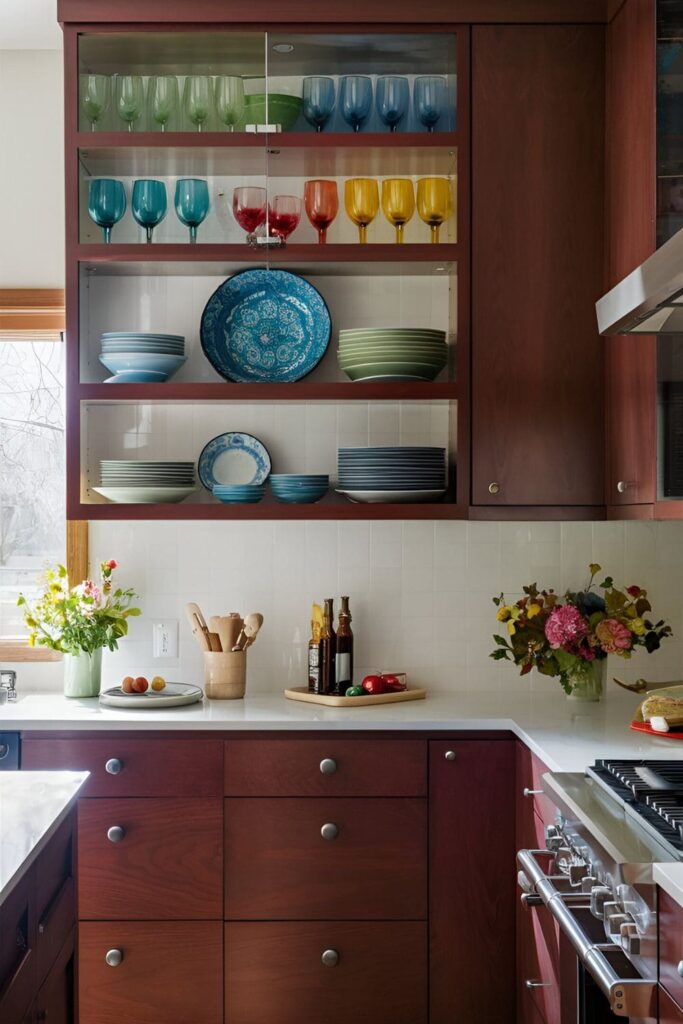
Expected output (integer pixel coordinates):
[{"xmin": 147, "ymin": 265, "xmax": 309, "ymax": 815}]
[
  {"xmin": 568, "ymin": 862, "xmax": 588, "ymax": 885},
  {"xmin": 590, "ymin": 887, "xmax": 613, "ymax": 919},
  {"xmin": 544, "ymin": 824, "xmax": 560, "ymax": 841},
  {"xmin": 546, "ymin": 835, "xmax": 563, "ymax": 852},
  {"xmin": 620, "ymin": 923, "xmax": 640, "ymax": 956},
  {"xmin": 580, "ymin": 875, "xmax": 599, "ymax": 893},
  {"xmin": 605, "ymin": 911, "xmax": 630, "ymax": 939}
]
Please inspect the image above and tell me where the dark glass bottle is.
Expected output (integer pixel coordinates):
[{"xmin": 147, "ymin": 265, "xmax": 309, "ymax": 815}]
[
  {"xmin": 320, "ymin": 598, "xmax": 336, "ymax": 695},
  {"xmin": 335, "ymin": 595, "xmax": 354, "ymax": 694}
]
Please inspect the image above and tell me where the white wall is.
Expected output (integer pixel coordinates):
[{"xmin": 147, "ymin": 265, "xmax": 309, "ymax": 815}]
[{"xmin": 0, "ymin": 49, "xmax": 64, "ymax": 287}]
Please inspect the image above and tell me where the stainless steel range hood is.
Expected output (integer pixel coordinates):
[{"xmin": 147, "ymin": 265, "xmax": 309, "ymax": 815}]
[{"xmin": 596, "ymin": 226, "xmax": 683, "ymax": 335}]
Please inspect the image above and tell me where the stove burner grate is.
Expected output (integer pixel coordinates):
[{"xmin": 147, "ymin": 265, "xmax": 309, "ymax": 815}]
[{"xmin": 590, "ymin": 759, "xmax": 683, "ymax": 853}]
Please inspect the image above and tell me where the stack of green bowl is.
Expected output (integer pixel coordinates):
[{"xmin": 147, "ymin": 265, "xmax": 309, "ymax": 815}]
[{"xmin": 338, "ymin": 328, "xmax": 448, "ymax": 382}]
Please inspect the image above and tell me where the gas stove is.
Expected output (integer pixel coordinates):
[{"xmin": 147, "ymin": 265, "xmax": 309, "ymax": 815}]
[{"xmin": 586, "ymin": 759, "xmax": 683, "ymax": 860}]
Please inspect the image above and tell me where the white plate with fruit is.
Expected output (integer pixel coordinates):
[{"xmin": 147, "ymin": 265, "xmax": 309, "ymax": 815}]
[{"xmin": 99, "ymin": 676, "xmax": 203, "ymax": 709}]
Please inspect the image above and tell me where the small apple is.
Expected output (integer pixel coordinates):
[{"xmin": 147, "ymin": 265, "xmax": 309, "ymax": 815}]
[
  {"xmin": 151, "ymin": 676, "xmax": 166, "ymax": 692},
  {"xmin": 132, "ymin": 676, "xmax": 149, "ymax": 693},
  {"xmin": 121, "ymin": 676, "xmax": 134, "ymax": 694},
  {"xmin": 361, "ymin": 674, "xmax": 388, "ymax": 695},
  {"xmin": 381, "ymin": 673, "xmax": 406, "ymax": 692}
]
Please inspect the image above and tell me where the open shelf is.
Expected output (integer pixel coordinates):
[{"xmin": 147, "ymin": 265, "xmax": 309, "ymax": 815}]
[
  {"xmin": 72, "ymin": 500, "xmax": 466, "ymax": 521},
  {"xmin": 77, "ymin": 244, "xmax": 460, "ymax": 267},
  {"xmin": 78, "ymin": 381, "xmax": 459, "ymax": 402}
]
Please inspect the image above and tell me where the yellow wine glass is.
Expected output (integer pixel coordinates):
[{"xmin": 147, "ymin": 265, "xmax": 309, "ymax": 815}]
[
  {"xmin": 416, "ymin": 177, "xmax": 452, "ymax": 244},
  {"xmin": 344, "ymin": 178, "xmax": 379, "ymax": 244},
  {"xmin": 381, "ymin": 178, "xmax": 415, "ymax": 244}
]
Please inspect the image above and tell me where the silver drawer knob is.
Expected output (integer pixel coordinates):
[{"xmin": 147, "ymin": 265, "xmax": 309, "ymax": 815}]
[
  {"xmin": 616, "ymin": 480, "xmax": 627, "ymax": 493},
  {"xmin": 107, "ymin": 825, "xmax": 125, "ymax": 843},
  {"xmin": 523, "ymin": 787, "xmax": 543, "ymax": 797},
  {"xmin": 105, "ymin": 949, "xmax": 123, "ymax": 967},
  {"xmin": 105, "ymin": 758, "xmax": 123, "ymax": 775},
  {"xmin": 321, "ymin": 823, "xmax": 339, "ymax": 841},
  {"xmin": 320, "ymin": 758, "xmax": 337, "ymax": 775},
  {"xmin": 677, "ymin": 960, "xmax": 683, "ymax": 978},
  {"xmin": 321, "ymin": 949, "xmax": 339, "ymax": 967},
  {"xmin": 525, "ymin": 979, "xmax": 551, "ymax": 990},
  {"xmin": 444, "ymin": 750, "xmax": 456, "ymax": 761},
  {"xmin": 488, "ymin": 482, "xmax": 500, "ymax": 495}
]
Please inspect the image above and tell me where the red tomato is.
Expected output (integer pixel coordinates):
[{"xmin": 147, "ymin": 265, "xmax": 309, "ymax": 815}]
[
  {"xmin": 361, "ymin": 674, "xmax": 388, "ymax": 695},
  {"xmin": 381, "ymin": 673, "xmax": 406, "ymax": 692}
]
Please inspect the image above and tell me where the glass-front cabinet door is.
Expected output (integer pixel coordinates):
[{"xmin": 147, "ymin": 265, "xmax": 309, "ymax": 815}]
[{"xmin": 71, "ymin": 26, "xmax": 464, "ymax": 517}]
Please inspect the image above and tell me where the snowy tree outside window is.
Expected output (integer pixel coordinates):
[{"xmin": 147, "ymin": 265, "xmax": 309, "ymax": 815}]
[{"xmin": 0, "ymin": 339, "xmax": 65, "ymax": 639}]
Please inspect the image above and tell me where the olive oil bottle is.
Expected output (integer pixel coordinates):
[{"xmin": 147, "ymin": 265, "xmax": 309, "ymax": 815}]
[
  {"xmin": 320, "ymin": 598, "xmax": 336, "ymax": 695},
  {"xmin": 335, "ymin": 596, "xmax": 354, "ymax": 695}
]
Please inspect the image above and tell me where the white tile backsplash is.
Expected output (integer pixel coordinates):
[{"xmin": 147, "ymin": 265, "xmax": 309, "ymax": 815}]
[{"xmin": 12, "ymin": 519, "xmax": 683, "ymax": 697}]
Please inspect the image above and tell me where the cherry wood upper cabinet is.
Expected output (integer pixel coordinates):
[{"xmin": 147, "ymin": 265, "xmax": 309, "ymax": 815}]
[
  {"xmin": 471, "ymin": 25, "xmax": 605, "ymax": 509},
  {"xmin": 604, "ymin": 0, "xmax": 656, "ymax": 511}
]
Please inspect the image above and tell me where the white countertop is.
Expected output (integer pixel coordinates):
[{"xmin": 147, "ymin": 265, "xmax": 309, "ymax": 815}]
[
  {"xmin": 0, "ymin": 771, "xmax": 88, "ymax": 906},
  {"xmin": 2, "ymin": 688, "xmax": 681, "ymax": 773},
  {"xmin": 654, "ymin": 863, "xmax": 683, "ymax": 907}
]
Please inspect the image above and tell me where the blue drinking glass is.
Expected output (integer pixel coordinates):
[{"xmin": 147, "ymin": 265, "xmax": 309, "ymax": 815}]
[
  {"xmin": 376, "ymin": 76, "xmax": 410, "ymax": 132},
  {"xmin": 132, "ymin": 179, "xmax": 167, "ymax": 244},
  {"xmin": 303, "ymin": 77, "xmax": 336, "ymax": 133},
  {"xmin": 414, "ymin": 76, "xmax": 447, "ymax": 133},
  {"xmin": 88, "ymin": 179, "xmax": 126, "ymax": 244},
  {"xmin": 340, "ymin": 76, "xmax": 373, "ymax": 133},
  {"xmin": 174, "ymin": 178, "xmax": 210, "ymax": 244}
]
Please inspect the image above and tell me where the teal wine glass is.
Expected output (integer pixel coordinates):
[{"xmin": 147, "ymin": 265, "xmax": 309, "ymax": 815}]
[
  {"xmin": 303, "ymin": 77, "xmax": 335, "ymax": 132},
  {"xmin": 174, "ymin": 178, "xmax": 210, "ymax": 243},
  {"xmin": 414, "ymin": 76, "xmax": 447, "ymax": 133},
  {"xmin": 340, "ymin": 75, "xmax": 373, "ymax": 132},
  {"xmin": 88, "ymin": 179, "xmax": 126, "ymax": 243},
  {"xmin": 376, "ymin": 76, "xmax": 410, "ymax": 132},
  {"xmin": 80, "ymin": 74, "xmax": 111, "ymax": 131},
  {"xmin": 132, "ymin": 179, "xmax": 167, "ymax": 243},
  {"xmin": 115, "ymin": 75, "xmax": 144, "ymax": 131}
]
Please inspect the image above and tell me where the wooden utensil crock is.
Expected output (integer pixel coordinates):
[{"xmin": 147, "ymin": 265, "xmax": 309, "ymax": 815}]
[{"xmin": 204, "ymin": 650, "xmax": 246, "ymax": 699}]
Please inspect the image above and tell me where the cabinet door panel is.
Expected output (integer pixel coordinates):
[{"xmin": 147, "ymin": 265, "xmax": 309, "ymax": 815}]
[
  {"xmin": 0, "ymin": 868, "xmax": 36, "ymax": 1024},
  {"xmin": 472, "ymin": 25, "xmax": 604, "ymax": 506},
  {"xmin": 225, "ymin": 921, "xmax": 427, "ymax": 1024},
  {"xmin": 78, "ymin": 798, "xmax": 223, "ymax": 919},
  {"xmin": 79, "ymin": 921, "xmax": 223, "ymax": 1024},
  {"xmin": 661, "ymin": 987, "xmax": 683, "ymax": 1023},
  {"xmin": 34, "ymin": 929, "xmax": 74, "ymax": 1024},
  {"xmin": 429, "ymin": 739, "xmax": 516, "ymax": 1024},
  {"xmin": 225, "ymin": 797, "xmax": 426, "ymax": 920},
  {"xmin": 35, "ymin": 813, "xmax": 75, "ymax": 983},
  {"xmin": 659, "ymin": 890, "xmax": 683, "ymax": 1009}
]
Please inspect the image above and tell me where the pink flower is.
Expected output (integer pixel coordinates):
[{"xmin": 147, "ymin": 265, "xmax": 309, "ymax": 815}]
[
  {"xmin": 626, "ymin": 585, "xmax": 641, "ymax": 598},
  {"xmin": 104, "ymin": 559, "xmax": 117, "ymax": 570},
  {"xmin": 595, "ymin": 617, "xmax": 632, "ymax": 655},
  {"xmin": 82, "ymin": 580, "xmax": 102, "ymax": 606},
  {"xmin": 545, "ymin": 605, "xmax": 587, "ymax": 650}
]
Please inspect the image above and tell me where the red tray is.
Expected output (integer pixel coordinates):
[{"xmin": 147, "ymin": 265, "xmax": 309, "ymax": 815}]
[{"xmin": 630, "ymin": 719, "xmax": 683, "ymax": 740}]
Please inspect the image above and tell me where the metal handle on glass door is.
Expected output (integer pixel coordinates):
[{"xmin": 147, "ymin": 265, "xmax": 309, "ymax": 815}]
[
  {"xmin": 107, "ymin": 825, "xmax": 125, "ymax": 843},
  {"xmin": 321, "ymin": 823, "xmax": 339, "ymax": 841},
  {"xmin": 523, "ymin": 788, "xmax": 544, "ymax": 797},
  {"xmin": 105, "ymin": 949, "xmax": 123, "ymax": 967},
  {"xmin": 444, "ymin": 750, "xmax": 456, "ymax": 761},
  {"xmin": 320, "ymin": 758, "xmax": 337, "ymax": 775},
  {"xmin": 321, "ymin": 949, "xmax": 339, "ymax": 967},
  {"xmin": 105, "ymin": 758, "xmax": 123, "ymax": 775},
  {"xmin": 677, "ymin": 961, "xmax": 683, "ymax": 978},
  {"xmin": 488, "ymin": 482, "xmax": 500, "ymax": 495},
  {"xmin": 525, "ymin": 980, "xmax": 551, "ymax": 990}
]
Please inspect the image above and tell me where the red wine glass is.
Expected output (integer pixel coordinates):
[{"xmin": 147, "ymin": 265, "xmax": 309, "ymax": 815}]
[
  {"xmin": 304, "ymin": 179, "xmax": 339, "ymax": 245},
  {"xmin": 232, "ymin": 186, "xmax": 267, "ymax": 240},
  {"xmin": 268, "ymin": 195, "xmax": 302, "ymax": 241}
]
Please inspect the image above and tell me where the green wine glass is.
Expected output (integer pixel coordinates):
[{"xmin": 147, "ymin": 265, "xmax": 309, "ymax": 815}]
[
  {"xmin": 183, "ymin": 76, "xmax": 212, "ymax": 132},
  {"xmin": 148, "ymin": 75, "xmax": 179, "ymax": 133},
  {"xmin": 80, "ymin": 74, "xmax": 111, "ymax": 131},
  {"xmin": 115, "ymin": 75, "xmax": 144, "ymax": 132},
  {"xmin": 214, "ymin": 76, "xmax": 244, "ymax": 132}
]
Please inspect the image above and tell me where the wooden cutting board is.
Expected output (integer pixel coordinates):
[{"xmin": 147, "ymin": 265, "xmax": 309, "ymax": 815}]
[{"xmin": 284, "ymin": 687, "xmax": 426, "ymax": 707}]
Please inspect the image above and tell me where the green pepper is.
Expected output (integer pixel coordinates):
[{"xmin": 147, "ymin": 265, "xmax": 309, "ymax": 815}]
[{"xmin": 345, "ymin": 685, "xmax": 365, "ymax": 697}]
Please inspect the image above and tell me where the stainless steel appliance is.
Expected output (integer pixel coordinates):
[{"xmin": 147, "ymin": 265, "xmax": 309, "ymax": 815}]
[
  {"xmin": 517, "ymin": 759, "xmax": 683, "ymax": 1022},
  {"xmin": 0, "ymin": 732, "xmax": 20, "ymax": 769}
]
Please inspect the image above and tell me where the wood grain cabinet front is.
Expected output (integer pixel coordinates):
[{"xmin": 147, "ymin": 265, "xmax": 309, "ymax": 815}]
[
  {"xmin": 224, "ymin": 738, "xmax": 427, "ymax": 796},
  {"xmin": 225, "ymin": 921, "xmax": 427, "ymax": 1024},
  {"xmin": 34, "ymin": 813, "xmax": 75, "ymax": 984},
  {"xmin": 21, "ymin": 737, "xmax": 223, "ymax": 797},
  {"xmin": 661, "ymin": 987, "xmax": 683, "ymax": 1024},
  {"xmin": 78, "ymin": 920, "xmax": 223, "ymax": 1024},
  {"xmin": 78, "ymin": 798, "xmax": 223, "ymax": 920},
  {"xmin": 0, "ymin": 868, "xmax": 36, "ymax": 1024},
  {"xmin": 659, "ymin": 890, "xmax": 683, "ymax": 1009},
  {"xmin": 225, "ymin": 797, "xmax": 427, "ymax": 920}
]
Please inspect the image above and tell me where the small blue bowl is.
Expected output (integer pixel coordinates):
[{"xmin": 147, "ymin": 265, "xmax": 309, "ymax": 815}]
[
  {"xmin": 270, "ymin": 481, "xmax": 328, "ymax": 504},
  {"xmin": 213, "ymin": 484, "xmax": 265, "ymax": 504}
]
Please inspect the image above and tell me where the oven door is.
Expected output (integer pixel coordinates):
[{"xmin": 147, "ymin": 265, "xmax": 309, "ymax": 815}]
[{"xmin": 517, "ymin": 849, "xmax": 657, "ymax": 1023}]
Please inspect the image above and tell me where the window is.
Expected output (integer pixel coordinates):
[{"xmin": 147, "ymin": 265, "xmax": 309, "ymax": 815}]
[{"xmin": 0, "ymin": 290, "xmax": 66, "ymax": 661}]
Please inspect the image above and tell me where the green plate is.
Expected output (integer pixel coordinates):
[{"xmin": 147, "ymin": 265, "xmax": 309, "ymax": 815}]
[{"xmin": 342, "ymin": 362, "xmax": 443, "ymax": 381}]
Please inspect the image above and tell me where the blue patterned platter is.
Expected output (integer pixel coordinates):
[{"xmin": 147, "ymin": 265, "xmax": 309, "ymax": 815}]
[
  {"xmin": 198, "ymin": 432, "xmax": 272, "ymax": 490},
  {"xmin": 200, "ymin": 269, "xmax": 332, "ymax": 383}
]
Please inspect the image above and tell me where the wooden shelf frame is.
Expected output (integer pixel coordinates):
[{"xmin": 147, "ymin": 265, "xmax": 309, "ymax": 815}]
[{"xmin": 64, "ymin": 22, "xmax": 470, "ymax": 520}]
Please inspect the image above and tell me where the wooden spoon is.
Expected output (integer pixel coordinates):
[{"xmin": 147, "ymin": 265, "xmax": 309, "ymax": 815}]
[{"xmin": 234, "ymin": 613, "xmax": 264, "ymax": 651}]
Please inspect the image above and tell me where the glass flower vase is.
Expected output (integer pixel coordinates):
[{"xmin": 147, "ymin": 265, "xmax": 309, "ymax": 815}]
[
  {"xmin": 565, "ymin": 659, "xmax": 605, "ymax": 702},
  {"xmin": 63, "ymin": 648, "xmax": 103, "ymax": 698}
]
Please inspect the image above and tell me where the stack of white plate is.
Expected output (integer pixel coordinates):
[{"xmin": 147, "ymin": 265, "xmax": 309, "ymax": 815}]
[
  {"xmin": 99, "ymin": 333, "xmax": 186, "ymax": 384},
  {"xmin": 93, "ymin": 461, "xmax": 197, "ymax": 504},
  {"xmin": 338, "ymin": 328, "xmax": 448, "ymax": 382},
  {"xmin": 337, "ymin": 447, "xmax": 448, "ymax": 503}
]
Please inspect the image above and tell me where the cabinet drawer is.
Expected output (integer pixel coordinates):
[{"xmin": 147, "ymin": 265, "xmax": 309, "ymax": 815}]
[
  {"xmin": 516, "ymin": 743, "xmax": 556, "ymax": 838},
  {"xmin": 79, "ymin": 921, "xmax": 223, "ymax": 1024},
  {"xmin": 224, "ymin": 738, "xmax": 426, "ymax": 796},
  {"xmin": 78, "ymin": 798, "xmax": 223, "ymax": 920},
  {"xmin": 35, "ymin": 813, "xmax": 75, "ymax": 983},
  {"xmin": 21, "ymin": 738, "xmax": 223, "ymax": 797},
  {"xmin": 225, "ymin": 921, "xmax": 427, "ymax": 1024},
  {"xmin": 225, "ymin": 797, "xmax": 427, "ymax": 920},
  {"xmin": 660, "ymin": 890, "xmax": 683, "ymax": 1008}
]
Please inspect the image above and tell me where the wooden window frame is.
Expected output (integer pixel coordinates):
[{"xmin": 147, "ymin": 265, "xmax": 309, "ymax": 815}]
[{"xmin": 0, "ymin": 288, "xmax": 82, "ymax": 662}]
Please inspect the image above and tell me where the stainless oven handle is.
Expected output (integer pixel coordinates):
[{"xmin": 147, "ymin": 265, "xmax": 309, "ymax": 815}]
[{"xmin": 517, "ymin": 849, "xmax": 657, "ymax": 1019}]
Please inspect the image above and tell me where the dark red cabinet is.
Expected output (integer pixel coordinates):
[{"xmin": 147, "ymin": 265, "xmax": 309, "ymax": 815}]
[{"xmin": 471, "ymin": 24, "xmax": 605, "ymax": 511}]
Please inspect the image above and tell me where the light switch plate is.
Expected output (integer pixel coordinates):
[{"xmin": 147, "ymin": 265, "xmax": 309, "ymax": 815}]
[{"xmin": 152, "ymin": 620, "xmax": 178, "ymax": 659}]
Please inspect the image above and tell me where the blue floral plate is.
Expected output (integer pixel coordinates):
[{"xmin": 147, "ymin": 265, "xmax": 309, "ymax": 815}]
[
  {"xmin": 200, "ymin": 269, "xmax": 332, "ymax": 383},
  {"xmin": 198, "ymin": 432, "xmax": 271, "ymax": 490}
]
